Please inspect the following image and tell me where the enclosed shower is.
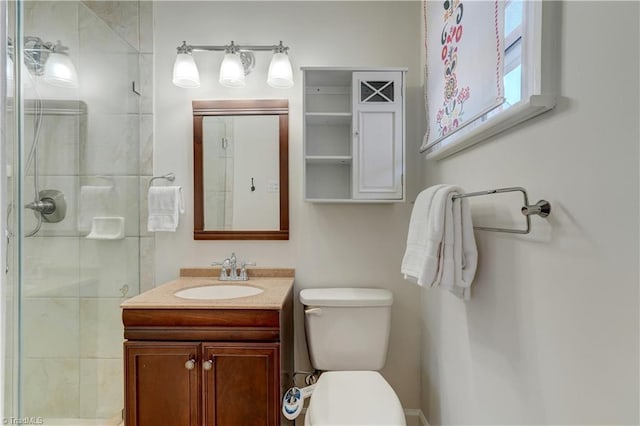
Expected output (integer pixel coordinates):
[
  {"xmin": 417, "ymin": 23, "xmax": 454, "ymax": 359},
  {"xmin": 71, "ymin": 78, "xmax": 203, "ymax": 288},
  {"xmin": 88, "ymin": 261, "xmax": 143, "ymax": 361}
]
[{"xmin": 2, "ymin": 1, "xmax": 154, "ymax": 424}]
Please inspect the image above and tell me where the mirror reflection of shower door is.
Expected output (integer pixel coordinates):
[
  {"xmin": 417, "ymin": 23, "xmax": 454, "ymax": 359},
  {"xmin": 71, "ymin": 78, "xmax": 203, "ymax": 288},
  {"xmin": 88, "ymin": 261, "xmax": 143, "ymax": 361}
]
[{"xmin": 203, "ymin": 117, "xmax": 234, "ymax": 230}]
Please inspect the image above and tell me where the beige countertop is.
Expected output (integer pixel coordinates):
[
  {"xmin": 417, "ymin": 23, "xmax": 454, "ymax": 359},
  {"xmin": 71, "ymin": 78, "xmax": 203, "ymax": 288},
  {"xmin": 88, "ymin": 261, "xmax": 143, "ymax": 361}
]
[{"xmin": 121, "ymin": 268, "xmax": 294, "ymax": 310}]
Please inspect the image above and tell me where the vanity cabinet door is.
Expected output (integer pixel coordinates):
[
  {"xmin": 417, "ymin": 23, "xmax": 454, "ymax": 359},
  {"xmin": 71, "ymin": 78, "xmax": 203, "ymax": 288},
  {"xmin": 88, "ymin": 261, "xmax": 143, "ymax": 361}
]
[
  {"xmin": 125, "ymin": 342, "xmax": 201, "ymax": 426},
  {"xmin": 202, "ymin": 342, "xmax": 280, "ymax": 426}
]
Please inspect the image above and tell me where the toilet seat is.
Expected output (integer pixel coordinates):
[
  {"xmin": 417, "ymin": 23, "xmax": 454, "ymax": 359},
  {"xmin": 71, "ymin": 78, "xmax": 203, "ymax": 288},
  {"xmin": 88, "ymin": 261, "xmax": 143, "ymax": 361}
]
[{"xmin": 304, "ymin": 371, "xmax": 405, "ymax": 426}]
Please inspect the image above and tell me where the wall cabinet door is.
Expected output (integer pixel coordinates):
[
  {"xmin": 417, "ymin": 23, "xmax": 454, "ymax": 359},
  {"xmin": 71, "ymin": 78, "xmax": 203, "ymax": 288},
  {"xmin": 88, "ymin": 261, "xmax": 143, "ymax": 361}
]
[
  {"xmin": 125, "ymin": 342, "xmax": 201, "ymax": 426},
  {"xmin": 203, "ymin": 343, "xmax": 280, "ymax": 426},
  {"xmin": 352, "ymin": 71, "xmax": 404, "ymax": 200}
]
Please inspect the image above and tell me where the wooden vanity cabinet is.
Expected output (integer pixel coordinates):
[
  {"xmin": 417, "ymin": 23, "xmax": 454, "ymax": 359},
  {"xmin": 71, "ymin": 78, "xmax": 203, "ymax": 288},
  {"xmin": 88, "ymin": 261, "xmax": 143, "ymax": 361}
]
[{"xmin": 123, "ymin": 290, "xmax": 293, "ymax": 426}]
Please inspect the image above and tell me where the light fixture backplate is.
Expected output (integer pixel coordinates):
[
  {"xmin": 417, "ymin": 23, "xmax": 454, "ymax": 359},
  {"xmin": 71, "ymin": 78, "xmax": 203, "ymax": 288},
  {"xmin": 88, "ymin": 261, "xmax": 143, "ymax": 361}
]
[{"xmin": 238, "ymin": 51, "xmax": 255, "ymax": 76}]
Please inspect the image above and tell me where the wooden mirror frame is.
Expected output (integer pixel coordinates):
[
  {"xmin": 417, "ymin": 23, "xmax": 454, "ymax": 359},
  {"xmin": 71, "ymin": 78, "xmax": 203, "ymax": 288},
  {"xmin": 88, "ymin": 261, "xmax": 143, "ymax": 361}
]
[{"xmin": 193, "ymin": 99, "xmax": 289, "ymax": 240}]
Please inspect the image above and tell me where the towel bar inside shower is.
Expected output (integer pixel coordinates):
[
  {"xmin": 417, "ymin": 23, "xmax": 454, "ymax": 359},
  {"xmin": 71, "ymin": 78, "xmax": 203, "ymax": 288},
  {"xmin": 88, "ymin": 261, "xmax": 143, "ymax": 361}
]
[
  {"xmin": 149, "ymin": 173, "xmax": 176, "ymax": 187},
  {"xmin": 451, "ymin": 186, "xmax": 551, "ymax": 234}
]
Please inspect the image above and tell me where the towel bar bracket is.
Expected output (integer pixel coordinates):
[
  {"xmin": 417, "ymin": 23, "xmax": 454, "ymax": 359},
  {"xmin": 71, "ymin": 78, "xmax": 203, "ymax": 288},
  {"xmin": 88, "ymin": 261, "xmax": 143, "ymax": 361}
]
[
  {"xmin": 451, "ymin": 186, "xmax": 551, "ymax": 234},
  {"xmin": 522, "ymin": 200, "xmax": 551, "ymax": 218}
]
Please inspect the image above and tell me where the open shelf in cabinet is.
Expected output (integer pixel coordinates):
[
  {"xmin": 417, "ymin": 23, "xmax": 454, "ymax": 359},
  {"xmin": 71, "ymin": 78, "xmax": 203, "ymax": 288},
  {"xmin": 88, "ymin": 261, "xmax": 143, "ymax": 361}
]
[
  {"xmin": 305, "ymin": 162, "xmax": 351, "ymax": 200},
  {"xmin": 305, "ymin": 155, "xmax": 352, "ymax": 165},
  {"xmin": 306, "ymin": 120, "xmax": 351, "ymax": 157}
]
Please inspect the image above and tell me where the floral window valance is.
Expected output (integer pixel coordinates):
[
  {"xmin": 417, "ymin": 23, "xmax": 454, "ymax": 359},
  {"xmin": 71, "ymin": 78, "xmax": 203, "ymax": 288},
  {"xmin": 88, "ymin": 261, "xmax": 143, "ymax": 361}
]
[{"xmin": 422, "ymin": 0, "xmax": 505, "ymax": 151}]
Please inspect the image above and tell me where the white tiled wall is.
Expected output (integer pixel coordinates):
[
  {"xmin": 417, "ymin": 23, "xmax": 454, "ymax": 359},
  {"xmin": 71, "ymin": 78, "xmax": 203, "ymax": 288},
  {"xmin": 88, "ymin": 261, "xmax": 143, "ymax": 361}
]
[
  {"xmin": 81, "ymin": 1, "xmax": 139, "ymax": 50},
  {"xmin": 79, "ymin": 298, "xmax": 125, "ymax": 359},
  {"xmin": 79, "ymin": 238, "xmax": 140, "ymax": 298},
  {"xmin": 79, "ymin": 358, "xmax": 124, "ymax": 419},
  {"xmin": 23, "ymin": 298, "xmax": 80, "ymax": 358},
  {"xmin": 23, "ymin": 358, "xmax": 81, "ymax": 417},
  {"xmin": 81, "ymin": 115, "xmax": 140, "ymax": 175}
]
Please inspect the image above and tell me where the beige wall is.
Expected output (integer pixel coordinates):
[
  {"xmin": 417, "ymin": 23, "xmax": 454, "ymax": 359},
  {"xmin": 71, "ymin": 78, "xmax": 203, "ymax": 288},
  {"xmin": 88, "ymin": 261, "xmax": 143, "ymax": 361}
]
[
  {"xmin": 153, "ymin": 1, "xmax": 423, "ymax": 410},
  {"xmin": 420, "ymin": 1, "xmax": 639, "ymax": 424}
]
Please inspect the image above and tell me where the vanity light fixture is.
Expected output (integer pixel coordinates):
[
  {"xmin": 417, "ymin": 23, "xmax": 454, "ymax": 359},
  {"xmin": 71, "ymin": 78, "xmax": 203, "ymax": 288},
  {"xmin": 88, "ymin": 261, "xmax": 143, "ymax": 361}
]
[
  {"xmin": 173, "ymin": 43, "xmax": 200, "ymax": 88},
  {"xmin": 21, "ymin": 37, "xmax": 79, "ymax": 88},
  {"xmin": 172, "ymin": 40, "xmax": 293, "ymax": 89}
]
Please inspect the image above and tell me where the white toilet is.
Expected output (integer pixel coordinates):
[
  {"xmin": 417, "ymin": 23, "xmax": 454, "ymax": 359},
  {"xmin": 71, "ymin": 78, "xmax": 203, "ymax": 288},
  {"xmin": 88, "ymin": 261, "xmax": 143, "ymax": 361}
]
[{"xmin": 300, "ymin": 288, "xmax": 406, "ymax": 426}]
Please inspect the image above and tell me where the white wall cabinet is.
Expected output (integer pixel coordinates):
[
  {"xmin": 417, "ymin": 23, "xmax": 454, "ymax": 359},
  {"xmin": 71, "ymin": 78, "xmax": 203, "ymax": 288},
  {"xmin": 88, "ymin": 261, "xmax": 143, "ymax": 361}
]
[{"xmin": 303, "ymin": 67, "xmax": 406, "ymax": 203}]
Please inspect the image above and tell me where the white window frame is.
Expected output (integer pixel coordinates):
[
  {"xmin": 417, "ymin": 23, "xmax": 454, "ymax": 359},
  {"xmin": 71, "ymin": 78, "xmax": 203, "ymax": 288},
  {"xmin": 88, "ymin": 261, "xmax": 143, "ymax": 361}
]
[
  {"xmin": 503, "ymin": 0, "xmax": 523, "ymax": 97},
  {"xmin": 423, "ymin": 0, "xmax": 558, "ymax": 160}
]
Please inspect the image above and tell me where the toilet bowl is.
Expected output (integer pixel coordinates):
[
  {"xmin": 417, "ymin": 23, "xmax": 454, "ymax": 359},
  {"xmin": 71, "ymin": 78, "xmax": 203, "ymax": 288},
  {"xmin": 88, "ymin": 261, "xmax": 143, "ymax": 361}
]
[
  {"xmin": 304, "ymin": 371, "xmax": 405, "ymax": 426},
  {"xmin": 299, "ymin": 288, "xmax": 406, "ymax": 426}
]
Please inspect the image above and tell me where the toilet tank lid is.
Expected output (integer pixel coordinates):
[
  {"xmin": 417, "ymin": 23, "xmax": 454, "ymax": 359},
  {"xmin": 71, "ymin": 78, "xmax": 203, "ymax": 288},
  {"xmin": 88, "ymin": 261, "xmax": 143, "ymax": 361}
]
[{"xmin": 300, "ymin": 288, "xmax": 393, "ymax": 307}]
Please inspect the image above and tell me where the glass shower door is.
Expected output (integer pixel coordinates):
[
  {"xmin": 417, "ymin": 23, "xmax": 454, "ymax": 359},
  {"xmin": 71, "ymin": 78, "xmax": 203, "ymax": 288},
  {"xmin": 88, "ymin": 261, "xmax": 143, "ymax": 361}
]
[{"xmin": 14, "ymin": 1, "xmax": 143, "ymax": 424}]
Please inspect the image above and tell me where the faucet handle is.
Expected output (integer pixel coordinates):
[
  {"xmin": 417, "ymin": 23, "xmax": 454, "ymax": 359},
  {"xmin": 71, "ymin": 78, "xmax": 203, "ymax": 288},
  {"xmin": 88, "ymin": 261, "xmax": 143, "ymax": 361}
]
[
  {"xmin": 211, "ymin": 260, "xmax": 229, "ymax": 280},
  {"xmin": 239, "ymin": 261, "xmax": 256, "ymax": 280}
]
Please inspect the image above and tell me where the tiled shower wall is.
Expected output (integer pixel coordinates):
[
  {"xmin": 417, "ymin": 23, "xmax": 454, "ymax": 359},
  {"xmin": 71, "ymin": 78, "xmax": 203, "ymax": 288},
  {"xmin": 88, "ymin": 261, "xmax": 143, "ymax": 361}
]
[{"xmin": 21, "ymin": 1, "xmax": 153, "ymax": 420}]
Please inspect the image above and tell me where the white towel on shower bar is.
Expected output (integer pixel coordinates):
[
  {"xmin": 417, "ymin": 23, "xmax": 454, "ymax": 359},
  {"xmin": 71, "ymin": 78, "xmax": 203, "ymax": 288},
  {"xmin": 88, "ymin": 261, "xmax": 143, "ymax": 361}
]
[
  {"xmin": 401, "ymin": 185, "xmax": 477, "ymax": 300},
  {"xmin": 147, "ymin": 186, "xmax": 184, "ymax": 232}
]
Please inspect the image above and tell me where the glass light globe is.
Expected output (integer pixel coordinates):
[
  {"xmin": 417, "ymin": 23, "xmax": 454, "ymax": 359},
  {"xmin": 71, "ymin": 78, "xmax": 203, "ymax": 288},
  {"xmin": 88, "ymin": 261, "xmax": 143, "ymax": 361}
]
[
  {"xmin": 43, "ymin": 52, "xmax": 79, "ymax": 88},
  {"xmin": 219, "ymin": 52, "xmax": 246, "ymax": 88},
  {"xmin": 267, "ymin": 52, "xmax": 293, "ymax": 89},
  {"xmin": 172, "ymin": 53, "xmax": 200, "ymax": 88}
]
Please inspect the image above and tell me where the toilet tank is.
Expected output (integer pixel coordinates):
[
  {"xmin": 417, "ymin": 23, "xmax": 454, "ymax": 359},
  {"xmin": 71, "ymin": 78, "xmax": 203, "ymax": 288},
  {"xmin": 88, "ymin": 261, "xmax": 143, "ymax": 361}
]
[{"xmin": 300, "ymin": 288, "xmax": 393, "ymax": 371}]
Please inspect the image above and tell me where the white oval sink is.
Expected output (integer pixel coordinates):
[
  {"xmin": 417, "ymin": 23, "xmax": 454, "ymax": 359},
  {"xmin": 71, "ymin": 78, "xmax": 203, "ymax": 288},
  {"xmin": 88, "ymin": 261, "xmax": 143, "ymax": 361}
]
[{"xmin": 174, "ymin": 285, "xmax": 263, "ymax": 300}]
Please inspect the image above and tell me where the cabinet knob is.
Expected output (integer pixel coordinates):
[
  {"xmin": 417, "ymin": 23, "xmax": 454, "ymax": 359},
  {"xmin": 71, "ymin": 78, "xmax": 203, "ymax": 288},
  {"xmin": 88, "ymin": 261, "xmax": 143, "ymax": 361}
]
[
  {"xmin": 203, "ymin": 358, "xmax": 214, "ymax": 371},
  {"xmin": 184, "ymin": 358, "xmax": 196, "ymax": 370}
]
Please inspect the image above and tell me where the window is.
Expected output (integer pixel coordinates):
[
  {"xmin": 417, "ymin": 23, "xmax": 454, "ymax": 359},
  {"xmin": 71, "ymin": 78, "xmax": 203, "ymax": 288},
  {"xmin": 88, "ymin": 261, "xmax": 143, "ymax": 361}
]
[
  {"xmin": 503, "ymin": 0, "xmax": 523, "ymax": 106},
  {"xmin": 422, "ymin": 0, "xmax": 557, "ymax": 159}
]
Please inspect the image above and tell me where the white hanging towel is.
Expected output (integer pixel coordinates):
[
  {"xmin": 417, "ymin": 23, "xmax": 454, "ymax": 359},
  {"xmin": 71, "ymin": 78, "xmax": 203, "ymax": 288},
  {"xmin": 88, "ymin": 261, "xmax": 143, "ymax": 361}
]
[
  {"xmin": 147, "ymin": 186, "xmax": 184, "ymax": 232},
  {"xmin": 78, "ymin": 185, "xmax": 115, "ymax": 232},
  {"xmin": 401, "ymin": 185, "xmax": 478, "ymax": 300},
  {"xmin": 400, "ymin": 184, "xmax": 447, "ymax": 284}
]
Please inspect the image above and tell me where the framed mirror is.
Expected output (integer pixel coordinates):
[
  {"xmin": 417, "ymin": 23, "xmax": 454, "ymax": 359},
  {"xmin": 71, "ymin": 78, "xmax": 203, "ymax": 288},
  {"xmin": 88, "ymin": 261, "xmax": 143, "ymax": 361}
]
[{"xmin": 193, "ymin": 99, "xmax": 289, "ymax": 240}]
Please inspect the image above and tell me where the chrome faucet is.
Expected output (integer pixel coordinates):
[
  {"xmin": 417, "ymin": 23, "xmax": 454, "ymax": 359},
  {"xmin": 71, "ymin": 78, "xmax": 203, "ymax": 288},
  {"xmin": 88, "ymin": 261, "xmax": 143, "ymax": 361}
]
[
  {"xmin": 229, "ymin": 253, "xmax": 237, "ymax": 279},
  {"xmin": 211, "ymin": 252, "xmax": 255, "ymax": 281}
]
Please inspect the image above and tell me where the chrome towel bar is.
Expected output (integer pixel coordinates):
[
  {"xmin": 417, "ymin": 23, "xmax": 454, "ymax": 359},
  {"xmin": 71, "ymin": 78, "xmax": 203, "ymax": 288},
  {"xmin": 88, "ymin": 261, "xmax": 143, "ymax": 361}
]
[
  {"xmin": 149, "ymin": 172, "xmax": 176, "ymax": 187},
  {"xmin": 452, "ymin": 186, "xmax": 551, "ymax": 234}
]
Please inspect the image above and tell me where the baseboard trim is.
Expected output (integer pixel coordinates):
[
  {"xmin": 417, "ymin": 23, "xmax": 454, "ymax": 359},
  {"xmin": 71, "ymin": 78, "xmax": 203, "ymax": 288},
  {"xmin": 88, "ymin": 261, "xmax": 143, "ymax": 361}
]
[
  {"xmin": 419, "ymin": 410, "xmax": 429, "ymax": 426},
  {"xmin": 404, "ymin": 409, "xmax": 429, "ymax": 426}
]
